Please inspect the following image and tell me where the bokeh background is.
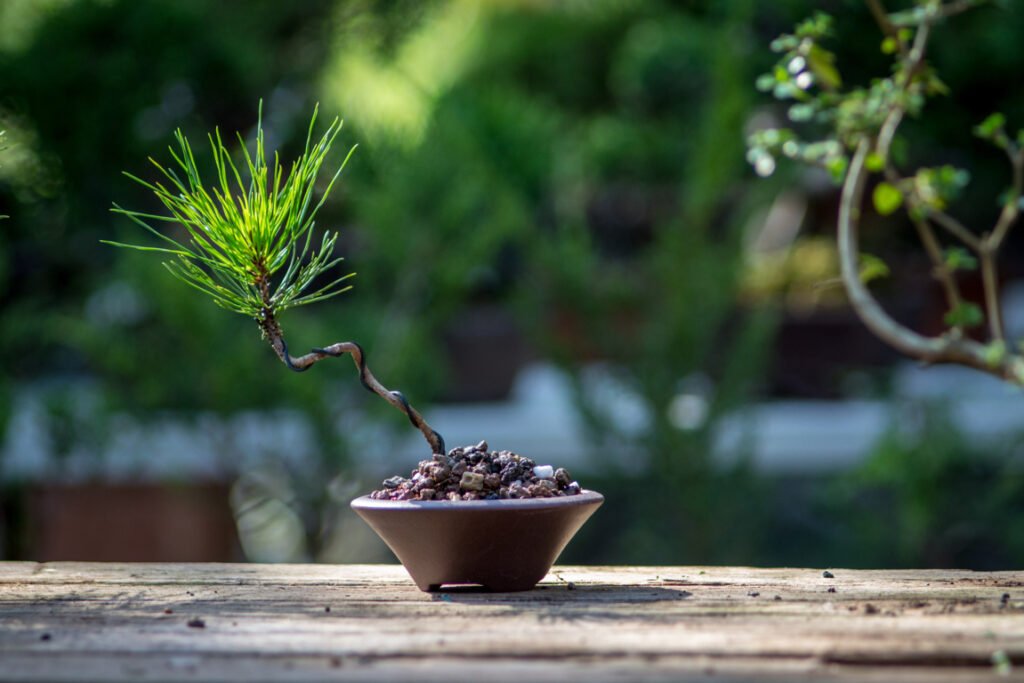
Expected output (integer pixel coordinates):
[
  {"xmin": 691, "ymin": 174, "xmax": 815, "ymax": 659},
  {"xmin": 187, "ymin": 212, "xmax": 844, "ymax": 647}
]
[{"xmin": 3, "ymin": 0, "xmax": 1024, "ymax": 569}]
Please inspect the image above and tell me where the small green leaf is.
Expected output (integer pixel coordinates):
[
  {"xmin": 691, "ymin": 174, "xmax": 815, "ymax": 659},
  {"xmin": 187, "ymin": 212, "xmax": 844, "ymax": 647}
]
[
  {"xmin": 772, "ymin": 82, "xmax": 796, "ymax": 100},
  {"xmin": 873, "ymin": 182, "xmax": 903, "ymax": 216},
  {"xmin": 795, "ymin": 13, "xmax": 833, "ymax": 39},
  {"xmin": 914, "ymin": 166, "xmax": 968, "ymax": 209},
  {"xmin": 770, "ymin": 35, "xmax": 799, "ymax": 53},
  {"xmin": 755, "ymin": 74, "xmax": 776, "ymax": 92},
  {"xmin": 788, "ymin": 104, "xmax": 816, "ymax": 122},
  {"xmin": 806, "ymin": 44, "xmax": 842, "ymax": 90},
  {"xmin": 865, "ymin": 152, "xmax": 885, "ymax": 173},
  {"xmin": 943, "ymin": 302, "xmax": 983, "ymax": 329},
  {"xmin": 747, "ymin": 148, "xmax": 776, "ymax": 177},
  {"xmin": 925, "ymin": 74, "xmax": 950, "ymax": 96},
  {"xmin": 984, "ymin": 340, "xmax": 1007, "ymax": 369},
  {"xmin": 825, "ymin": 156, "xmax": 848, "ymax": 184},
  {"xmin": 975, "ymin": 112, "xmax": 1006, "ymax": 139},
  {"xmin": 944, "ymin": 247, "xmax": 978, "ymax": 272},
  {"xmin": 948, "ymin": 167, "xmax": 970, "ymax": 189},
  {"xmin": 859, "ymin": 253, "xmax": 890, "ymax": 284},
  {"xmin": 880, "ymin": 37, "xmax": 898, "ymax": 54}
]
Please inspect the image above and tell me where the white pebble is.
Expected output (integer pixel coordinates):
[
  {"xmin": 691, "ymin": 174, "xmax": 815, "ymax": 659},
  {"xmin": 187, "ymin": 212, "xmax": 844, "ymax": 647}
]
[{"xmin": 533, "ymin": 465, "xmax": 554, "ymax": 479}]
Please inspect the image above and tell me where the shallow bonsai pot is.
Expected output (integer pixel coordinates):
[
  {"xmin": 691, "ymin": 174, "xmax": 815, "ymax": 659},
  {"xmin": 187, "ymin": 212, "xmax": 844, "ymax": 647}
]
[{"xmin": 351, "ymin": 490, "xmax": 603, "ymax": 592}]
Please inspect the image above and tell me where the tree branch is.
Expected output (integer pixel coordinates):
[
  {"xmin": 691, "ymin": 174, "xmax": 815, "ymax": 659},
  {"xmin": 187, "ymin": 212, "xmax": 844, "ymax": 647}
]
[
  {"xmin": 874, "ymin": 18, "xmax": 930, "ymax": 159},
  {"xmin": 840, "ymin": 140, "xmax": 1022, "ymax": 382},
  {"xmin": 923, "ymin": 207, "xmax": 982, "ymax": 251},
  {"xmin": 938, "ymin": 0, "xmax": 987, "ymax": 20},
  {"xmin": 257, "ymin": 309, "xmax": 446, "ymax": 455},
  {"xmin": 990, "ymin": 145, "xmax": 1024, "ymax": 250},
  {"xmin": 972, "ymin": 144, "xmax": 1024, "ymax": 344},
  {"xmin": 979, "ymin": 243, "xmax": 1005, "ymax": 342},
  {"xmin": 865, "ymin": 0, "xmax": 907, "ymax": 54},
  {"xmin": 910, "ymin": 213, "xmax": 963, "ymax": 314}
]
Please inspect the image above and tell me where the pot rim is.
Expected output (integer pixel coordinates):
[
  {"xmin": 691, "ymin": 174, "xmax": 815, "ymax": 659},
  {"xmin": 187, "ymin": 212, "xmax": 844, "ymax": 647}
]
[{"xmin": 351, "ymin": 489, "xmax": 603, "ymax": 511}]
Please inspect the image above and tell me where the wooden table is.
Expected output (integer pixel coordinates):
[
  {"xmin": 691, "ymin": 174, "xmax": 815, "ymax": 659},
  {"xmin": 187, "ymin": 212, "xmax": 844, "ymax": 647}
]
[{"xmin": 1, "ymin": 563, "xmax": 1022, "ymax": 681}]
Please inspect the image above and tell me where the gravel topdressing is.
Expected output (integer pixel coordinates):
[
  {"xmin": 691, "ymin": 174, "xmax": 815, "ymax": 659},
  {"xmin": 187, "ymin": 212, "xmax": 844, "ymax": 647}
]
[{"xmin": 369, "ymin": 440, "xmax": 582, "ymax": 501}]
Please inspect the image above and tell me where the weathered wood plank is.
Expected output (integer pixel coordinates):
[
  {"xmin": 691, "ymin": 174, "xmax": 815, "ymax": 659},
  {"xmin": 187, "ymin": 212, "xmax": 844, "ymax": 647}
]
[{"xmin": 1, "ymin": 563, "xmax": 1023, "ymax": 681}]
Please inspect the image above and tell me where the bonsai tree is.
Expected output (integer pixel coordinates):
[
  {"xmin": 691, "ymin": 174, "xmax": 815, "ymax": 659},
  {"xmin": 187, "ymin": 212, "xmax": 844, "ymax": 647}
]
[
  {"xmin": 747, "ymin": 0, "xmax": 1024, "ymax": 383},
  {"xmin": 106, "ymin": 106, "xmax": 446, "ymax": 455},
  {"xmin": 107, "ymin": 104, "xmax": 587, "ymax": 507}
]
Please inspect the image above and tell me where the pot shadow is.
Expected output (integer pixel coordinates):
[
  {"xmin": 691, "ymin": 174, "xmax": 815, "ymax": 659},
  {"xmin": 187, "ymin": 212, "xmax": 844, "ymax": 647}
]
[{"xmin": 430, "ymin": 583, "xmax": 692, "ymax": 622}]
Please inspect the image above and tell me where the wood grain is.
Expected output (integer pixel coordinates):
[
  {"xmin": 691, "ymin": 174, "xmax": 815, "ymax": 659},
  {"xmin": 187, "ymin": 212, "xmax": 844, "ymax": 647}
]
[{"xmin": 1, "ymin": 563, "xmax": 1023, "ymax": 681}]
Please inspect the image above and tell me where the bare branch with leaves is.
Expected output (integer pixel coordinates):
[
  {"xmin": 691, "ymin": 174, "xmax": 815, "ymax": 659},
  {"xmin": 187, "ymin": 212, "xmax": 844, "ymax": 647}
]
[{"xmin": 747, "ymin": 0, "xmax": 1024, "ymax": 383}]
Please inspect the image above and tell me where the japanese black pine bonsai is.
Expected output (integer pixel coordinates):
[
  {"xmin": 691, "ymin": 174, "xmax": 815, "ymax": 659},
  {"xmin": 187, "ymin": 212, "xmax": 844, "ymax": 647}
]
[
  {"xmin": 107, "ymin": 107, "xmax": 446, "ymax": 457},
  {"xmin": 108, "ymin": 105, "xmax": 581, "ymax": 502},
  {"xmin": 747, "ymin": 0, "xmax": 1024, "ymax": 383}
]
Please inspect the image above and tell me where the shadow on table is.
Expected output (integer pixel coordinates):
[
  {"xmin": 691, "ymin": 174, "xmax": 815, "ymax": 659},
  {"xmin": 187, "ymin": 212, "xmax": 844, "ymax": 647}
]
[{"xmin": 430, "ymin": 583, "xmax": 692, "ymax": 622}]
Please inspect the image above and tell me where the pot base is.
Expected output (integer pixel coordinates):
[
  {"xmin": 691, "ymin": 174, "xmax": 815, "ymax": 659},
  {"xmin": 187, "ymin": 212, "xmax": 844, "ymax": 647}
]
[{"xmin": 351, "ymin": 491, "xmax": 603, "ymax": 592}]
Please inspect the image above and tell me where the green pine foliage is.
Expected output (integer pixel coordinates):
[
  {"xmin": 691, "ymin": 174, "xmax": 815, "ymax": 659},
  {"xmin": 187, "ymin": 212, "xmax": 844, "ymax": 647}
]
[{"xmin": 107, "ymin": 105, "xmax": 356, "ymax": 320}]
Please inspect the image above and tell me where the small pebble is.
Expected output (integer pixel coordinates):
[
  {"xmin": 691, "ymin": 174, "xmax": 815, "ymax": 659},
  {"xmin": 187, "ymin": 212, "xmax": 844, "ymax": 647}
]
[
  {"xmin": 533, "ymin": 465, "xmax": 554, "ymax": 479},
  {"xmin": 460, "ymin": 472, "xmax": 485, "ymax": 491},
  {"xmin": 528, "ymin": 483, "xmax": 553, "ymax": 497},
  {"xmin": 822, "ymin": 570, "xmax": 834, "ymax": 579}
]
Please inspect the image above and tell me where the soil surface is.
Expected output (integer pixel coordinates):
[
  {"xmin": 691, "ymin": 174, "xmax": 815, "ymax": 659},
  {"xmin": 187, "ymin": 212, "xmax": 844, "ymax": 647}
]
[{"xmin": 369, "ymin": 441, "xmax": 582, "ymax": 501}]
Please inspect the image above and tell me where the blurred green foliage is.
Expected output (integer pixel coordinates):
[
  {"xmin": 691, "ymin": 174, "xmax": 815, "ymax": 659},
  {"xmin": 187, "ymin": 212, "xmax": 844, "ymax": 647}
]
[
  {"xmin": 774, "ymin": 403, "xmax": 1024, "ymax": 570},
  {"xmin": 0, "ymin": 0, "xmax": 355, "ymax": 560},
  {"xmin": 3, "ymin": 0, "xmax": 1024, "ymax": 567}
]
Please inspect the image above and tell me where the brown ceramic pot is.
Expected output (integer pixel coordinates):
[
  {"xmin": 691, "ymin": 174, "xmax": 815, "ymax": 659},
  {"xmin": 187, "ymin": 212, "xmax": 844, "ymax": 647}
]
[{"xmin": 351, "ymin": 491, "xmax": 603, "ymax": 592}]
